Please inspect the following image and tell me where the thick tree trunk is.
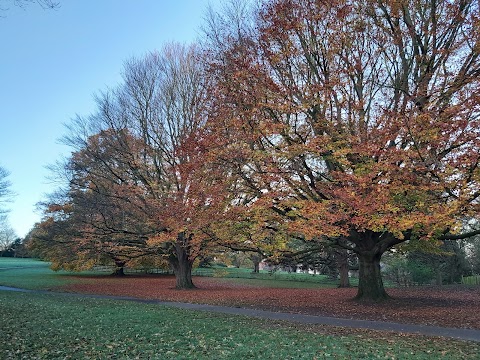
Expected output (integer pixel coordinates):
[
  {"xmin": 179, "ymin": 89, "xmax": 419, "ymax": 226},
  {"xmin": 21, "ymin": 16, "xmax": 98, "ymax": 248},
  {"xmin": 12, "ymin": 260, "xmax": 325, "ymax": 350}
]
[
  {"xmin": 170, "ymin": 234, "xmax": 195, "ymax": 289},
  {"xmin": 339, "ymin": 262, "xmax": 350, "ymax": 288},
  {"xmin": 250, "ymin": 254, "xmax": 261, "ymax": 273},
  {"xmin": 355, "ymin": 252, "xmax": 389, "ymax": 301},
  {"xmin": 435, "ymin": 268, "xmax": 443, "ymax": 286},
  {"xmin": 111, "ymin": 259, "xmax": 126, "ymax": 276},
  {"xmin": 112, "ymin": 267, "xmax": 125, "ymax": 276},
  {"xmin": 171, "ymin": 257, "xmax": 195, "ymax": 289},
  {"xmin": 336, "ymin": 249, "xmax": 350, "ymax": 288}
]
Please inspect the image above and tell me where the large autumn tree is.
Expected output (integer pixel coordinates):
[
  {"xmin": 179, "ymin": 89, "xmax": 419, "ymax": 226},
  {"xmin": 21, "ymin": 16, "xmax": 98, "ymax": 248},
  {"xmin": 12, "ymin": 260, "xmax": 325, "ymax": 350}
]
[
  {"xmin": 28, "ymin": 130, "xmax": 157, "ymax": 274},
  {"xmin": 53, "ymin": 43, "xmax": 230, "ymax": 288},
  {"xmin": 207, "ymin": 0, "xmax": 480, "ymax": 300}
]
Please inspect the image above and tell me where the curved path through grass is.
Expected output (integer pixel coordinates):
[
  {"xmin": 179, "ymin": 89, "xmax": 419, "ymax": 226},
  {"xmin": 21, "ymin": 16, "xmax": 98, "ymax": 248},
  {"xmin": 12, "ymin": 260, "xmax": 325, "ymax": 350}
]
[{"xmin": 2, "ymin": 285, "xmax": 479, "ymax": 342}]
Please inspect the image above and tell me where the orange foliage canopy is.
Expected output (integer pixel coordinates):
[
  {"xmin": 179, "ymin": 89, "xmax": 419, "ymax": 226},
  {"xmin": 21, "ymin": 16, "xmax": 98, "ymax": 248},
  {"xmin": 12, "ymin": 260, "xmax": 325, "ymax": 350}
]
[{"xmin": 206, "ymin": 0, "xmax": 480, "ymax": 299}]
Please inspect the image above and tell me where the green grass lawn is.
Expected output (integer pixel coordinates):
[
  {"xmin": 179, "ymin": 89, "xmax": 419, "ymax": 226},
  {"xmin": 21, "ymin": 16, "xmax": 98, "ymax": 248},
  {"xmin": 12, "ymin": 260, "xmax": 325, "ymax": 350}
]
[
  {"xmin": 1, "ymin": 258, "xmax": 479, "ymax": 359},
  {"xmin": 0, "ymin": 258, "xmax": 103, "ymax": 290},
  {"xmin": 0, "ymin": 258, "xmax": 347, "ymax": 290},
  {"xmin": 195, "ymin": 266, "xmax": 339, "ymax": 282},
  {"xmin": 1, "ymin": 290, "xmax": 478, "ymax": 360},
  {"xmin": 0, "ymin": 258, "xmax": 71, "ymax": 289},
  {"xmin": 208, "ymin": 276, "xmax": 339, "ymax": 288},
  {"xmin": 0, "ymin": 257, "xmax": 44, "ymax": 267},
  {"xmin": 193, "ymin": 266, "xmax": 360, "ymax": 288}
]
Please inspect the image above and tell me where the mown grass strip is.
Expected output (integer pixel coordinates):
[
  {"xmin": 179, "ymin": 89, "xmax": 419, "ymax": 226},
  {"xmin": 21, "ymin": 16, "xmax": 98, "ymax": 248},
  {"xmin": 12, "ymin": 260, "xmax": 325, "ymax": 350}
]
[
  {"xmin": 1, "ymin": 291, "xmax": 478, "ymax": 360},
  {"xmin": 193, "ymin": 266, "xmax": 346, "ymax": 284},
  {"xmin": 211, "ymin": 276, "xmax": 339, "ymax": 288},
  {"xmin": 0, "ymin": 258, "xmax": 340, "ymax": 290},
  {"xmin": 462, "ymin": 275, "xmax": 480, "ymax": 285},
  {"xmin": 0, "ymin": 258, "xmax": 113, "ymax": 290}
]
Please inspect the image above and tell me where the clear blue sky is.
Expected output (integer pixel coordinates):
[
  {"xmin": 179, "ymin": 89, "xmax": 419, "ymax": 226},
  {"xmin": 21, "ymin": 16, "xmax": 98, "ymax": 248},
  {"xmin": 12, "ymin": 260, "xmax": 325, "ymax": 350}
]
[{"xmin": 0, "ymin": 0, "xmax": 220, "ymax": 238}]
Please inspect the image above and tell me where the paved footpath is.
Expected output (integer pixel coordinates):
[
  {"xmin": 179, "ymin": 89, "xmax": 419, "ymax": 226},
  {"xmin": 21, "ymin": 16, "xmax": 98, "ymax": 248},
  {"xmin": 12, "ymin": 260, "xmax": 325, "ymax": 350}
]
[{"xmin": 2, "ymin": 285, "xmax": 480, "ymax": 342}]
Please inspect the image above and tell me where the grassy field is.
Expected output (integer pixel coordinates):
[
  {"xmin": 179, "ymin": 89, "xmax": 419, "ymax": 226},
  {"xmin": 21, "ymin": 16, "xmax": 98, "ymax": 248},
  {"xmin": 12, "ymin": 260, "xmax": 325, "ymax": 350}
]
[
  {"xmin": 208, "ymin": 276, "xmax": 339, "ymax": 288},
  {"xmin": 0, "ymin": 258, "xmax": 73, "ymax": 289},
  {"xmin": 2, "ymin": 290, "xmax": 479, "ymax": 360},
  {"xmin": 0, "ymin": 258, "xmax": 343, "ymax": 290},
  {"xmin": 1, "ymin": 258, "xmax": 479, "ymax": 359},
  {"xmin": 192, "ymin": 266, "xmax": 356, "ymax": 288},
  {"xmin": 0, "ymin": 257, "xmax": 101, "ymax": 290},
  {"xmin": 462, "ymin": 275, "xmax": 480, "ymax": 285}
]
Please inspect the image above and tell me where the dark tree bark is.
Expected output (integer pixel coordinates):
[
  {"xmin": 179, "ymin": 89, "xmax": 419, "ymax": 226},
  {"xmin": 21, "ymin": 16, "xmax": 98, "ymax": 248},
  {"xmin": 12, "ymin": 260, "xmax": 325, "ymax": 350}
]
[
  {"xmin": 348, "ymin": 230, "xmax": 404, "ymax": 301},
  {"xmin": 170, "ymin": 256, "xmax": 195, "ymax": 289},
  {"xmin": 335, "ymin": 249, "xmax": 350, "ymax": 288},
  {"xmin": 435, "ymin": 261, "xmax": 443, "ymax": 286},
  {"xmin": 355, "ymin": 252, "xmax": 388, "ymax": 301},
  {"xmin": 250, "ymin": 254, "xmax": 261, "ymax": 273},
  {"xmin": 112, "ymin": 258, "xmax": 126, "ymax": 276},
  {"xmin": 169, "ymin": 234, "xmax": 196, "ymax": 289}
]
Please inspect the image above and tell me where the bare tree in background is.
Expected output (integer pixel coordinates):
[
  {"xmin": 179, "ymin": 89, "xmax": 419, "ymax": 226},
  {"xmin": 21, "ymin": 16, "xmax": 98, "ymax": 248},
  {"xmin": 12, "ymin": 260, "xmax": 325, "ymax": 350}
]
[
  {"xmin": 0, "ymin": 220, "xmax": 16, "ymax": 256},
  {"xmin": 201, "ymin": 0, "xmax": 256, "ymax": 53},
  {"xmin": 1, "ymin": 0, "xmax": 59, "ymax": 12},
  {"xmin": 0, "ymin": 166, "xmax": 13, "ymax": 215}
]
